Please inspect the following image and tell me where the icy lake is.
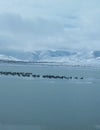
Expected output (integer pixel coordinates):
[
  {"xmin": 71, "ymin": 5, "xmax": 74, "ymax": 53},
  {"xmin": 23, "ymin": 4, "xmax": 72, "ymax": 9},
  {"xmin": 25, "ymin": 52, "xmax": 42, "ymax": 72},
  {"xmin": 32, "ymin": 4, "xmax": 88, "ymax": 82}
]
[{"xmin": 0, "ymin": 64, "xmax": 100, "ymax": 130}]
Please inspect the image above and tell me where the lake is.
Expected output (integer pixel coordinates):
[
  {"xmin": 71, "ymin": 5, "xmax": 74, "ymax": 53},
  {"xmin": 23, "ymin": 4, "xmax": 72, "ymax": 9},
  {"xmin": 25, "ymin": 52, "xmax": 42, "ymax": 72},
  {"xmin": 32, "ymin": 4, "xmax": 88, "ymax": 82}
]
[{"xmin": 0, "ymin": 64, "xmax": 100, "ymax": 130}]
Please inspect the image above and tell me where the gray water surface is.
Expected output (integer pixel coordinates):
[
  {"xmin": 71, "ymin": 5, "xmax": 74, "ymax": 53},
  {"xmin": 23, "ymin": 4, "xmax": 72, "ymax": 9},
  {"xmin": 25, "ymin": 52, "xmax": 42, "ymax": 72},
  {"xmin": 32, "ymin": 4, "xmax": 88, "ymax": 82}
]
[{"xmin": 0, "ymin": 65, "xmax": 100, "ymax": 130}]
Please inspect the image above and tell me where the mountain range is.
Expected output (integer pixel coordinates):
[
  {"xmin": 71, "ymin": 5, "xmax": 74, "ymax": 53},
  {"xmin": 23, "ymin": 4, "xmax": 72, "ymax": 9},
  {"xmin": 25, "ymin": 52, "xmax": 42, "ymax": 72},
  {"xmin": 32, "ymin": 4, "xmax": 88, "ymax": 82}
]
[{"xmin": 0, "ymin": 49, "xmax": 100, "ymax": 66}]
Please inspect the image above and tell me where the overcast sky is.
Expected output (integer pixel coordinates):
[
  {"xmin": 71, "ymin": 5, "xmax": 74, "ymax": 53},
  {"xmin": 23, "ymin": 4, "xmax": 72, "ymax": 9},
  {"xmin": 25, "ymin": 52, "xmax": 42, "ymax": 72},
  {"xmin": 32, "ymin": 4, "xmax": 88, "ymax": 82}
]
[{"xmin": 0, "ymin": 0, "xmax": 100, "ymax": 51}]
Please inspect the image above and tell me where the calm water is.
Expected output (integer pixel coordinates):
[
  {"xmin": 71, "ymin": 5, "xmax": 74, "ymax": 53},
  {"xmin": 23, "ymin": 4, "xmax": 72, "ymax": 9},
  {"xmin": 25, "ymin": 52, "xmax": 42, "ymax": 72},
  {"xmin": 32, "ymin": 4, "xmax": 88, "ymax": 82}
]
[{"xmin": 0, "ymin": 64, "xmax": 100, "ymax": 130}]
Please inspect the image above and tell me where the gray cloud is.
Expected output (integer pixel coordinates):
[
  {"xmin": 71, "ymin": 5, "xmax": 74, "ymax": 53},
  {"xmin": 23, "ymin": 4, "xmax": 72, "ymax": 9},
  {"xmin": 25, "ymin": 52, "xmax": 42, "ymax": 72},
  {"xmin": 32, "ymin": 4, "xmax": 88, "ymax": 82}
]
[
  {"xmin": 0, "ymin": 13, "xmax": 65, "ymax": 50},
  {"xmin": 0, "ymin": 0, "xmax": 100, "ymax": 51}
]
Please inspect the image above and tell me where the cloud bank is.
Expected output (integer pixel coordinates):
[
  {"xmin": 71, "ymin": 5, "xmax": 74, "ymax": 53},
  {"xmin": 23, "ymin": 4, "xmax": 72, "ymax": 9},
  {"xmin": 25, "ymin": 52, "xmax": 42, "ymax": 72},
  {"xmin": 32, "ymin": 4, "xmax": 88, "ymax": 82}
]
[{"xmin": 0, "ymin": 0, "xmax": 100, "ymax": 51}]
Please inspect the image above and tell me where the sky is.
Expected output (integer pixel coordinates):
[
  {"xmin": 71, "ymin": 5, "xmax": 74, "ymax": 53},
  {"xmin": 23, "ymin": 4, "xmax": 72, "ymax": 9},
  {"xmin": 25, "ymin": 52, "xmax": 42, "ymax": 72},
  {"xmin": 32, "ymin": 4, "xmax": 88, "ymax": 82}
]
[{"xmin": 0, "ymin": 0, "xmax": 100, "ymax": 51}]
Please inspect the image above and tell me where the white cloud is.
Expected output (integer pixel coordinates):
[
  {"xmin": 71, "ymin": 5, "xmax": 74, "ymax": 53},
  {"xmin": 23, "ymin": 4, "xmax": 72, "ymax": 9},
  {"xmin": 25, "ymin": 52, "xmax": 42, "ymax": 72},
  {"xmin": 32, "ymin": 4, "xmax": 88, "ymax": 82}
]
[{"xmin": 0, "ymin": 0, "xmax": 100, "ymax": 51}]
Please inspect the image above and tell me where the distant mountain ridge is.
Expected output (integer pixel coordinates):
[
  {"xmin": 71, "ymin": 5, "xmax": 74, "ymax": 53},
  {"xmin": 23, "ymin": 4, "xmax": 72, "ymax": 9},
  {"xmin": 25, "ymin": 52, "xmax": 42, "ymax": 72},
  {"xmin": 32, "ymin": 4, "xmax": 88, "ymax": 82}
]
[{"xmin": 0, "ymin": 49, "xmax": 100, "ymax": 66}]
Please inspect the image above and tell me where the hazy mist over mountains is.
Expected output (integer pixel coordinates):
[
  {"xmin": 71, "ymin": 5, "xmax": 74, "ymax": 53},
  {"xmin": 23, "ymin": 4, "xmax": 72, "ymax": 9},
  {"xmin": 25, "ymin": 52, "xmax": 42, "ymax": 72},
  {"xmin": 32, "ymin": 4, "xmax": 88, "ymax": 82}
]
[{"xmin": 0, "ymin": 49, "xmax": 100, "ymax": 66}]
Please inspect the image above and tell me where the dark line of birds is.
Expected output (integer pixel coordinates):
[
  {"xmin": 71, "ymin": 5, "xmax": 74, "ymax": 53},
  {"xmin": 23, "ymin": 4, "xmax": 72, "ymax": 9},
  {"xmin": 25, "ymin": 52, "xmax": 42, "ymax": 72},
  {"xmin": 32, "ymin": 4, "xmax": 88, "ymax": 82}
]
[{"xmin": 0, "ymin": 71, "xmax": 84, "ymax": 80}]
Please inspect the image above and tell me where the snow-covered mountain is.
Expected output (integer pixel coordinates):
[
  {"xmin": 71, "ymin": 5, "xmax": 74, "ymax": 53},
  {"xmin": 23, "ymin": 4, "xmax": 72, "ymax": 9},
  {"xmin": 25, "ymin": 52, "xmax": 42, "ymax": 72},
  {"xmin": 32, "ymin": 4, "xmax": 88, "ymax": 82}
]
[{"xmin": 0, "ymin": 49, "xmax": 100, "ymax": 66}]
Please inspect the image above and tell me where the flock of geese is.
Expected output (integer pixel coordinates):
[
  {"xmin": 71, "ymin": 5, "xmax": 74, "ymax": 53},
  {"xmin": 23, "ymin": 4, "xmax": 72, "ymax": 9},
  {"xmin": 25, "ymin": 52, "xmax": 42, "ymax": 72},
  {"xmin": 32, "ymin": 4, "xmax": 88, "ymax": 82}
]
[{"xmin": 0, "ymin": 71, "xmax": 84, "ymax": 80}]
